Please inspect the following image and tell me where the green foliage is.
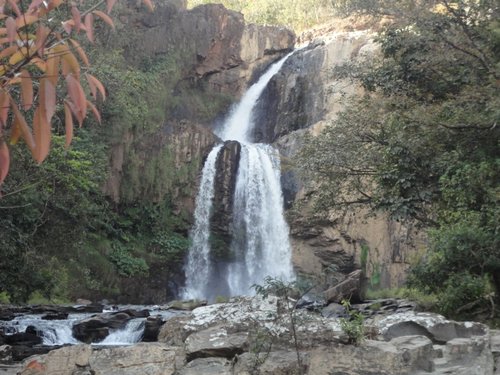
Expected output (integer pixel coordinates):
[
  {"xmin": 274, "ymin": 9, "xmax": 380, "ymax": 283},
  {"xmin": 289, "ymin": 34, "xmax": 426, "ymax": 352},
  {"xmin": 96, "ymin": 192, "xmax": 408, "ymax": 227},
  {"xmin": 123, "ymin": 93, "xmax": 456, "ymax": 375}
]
[
  {"xmin": 300, "ymin": 0, "xmax": 500, "ymax": 316},
  {"xmin": 0, "ymin": 292, "xmax": 10, "ymax": 304},
  {"xmin": 188, "ymin": 0, "xmax": 335, "ymax": 32},
  {"xmin": 0, "ymin": 133, "xmax": 109, "ymax": 302},
  {"xmin": 109, "ymin": 244, "xmax": 149, "ymax": 277},
  {"xmin": 339, "ymin": 299, "xmax": 365, "ymax": 345},
  {"xmin": 365, "ymin": 287, "xmax": 438, "ymax": 310},
  {"xmin": 436, "ymin": 273, "xmax": 491, "ymax": 317}
]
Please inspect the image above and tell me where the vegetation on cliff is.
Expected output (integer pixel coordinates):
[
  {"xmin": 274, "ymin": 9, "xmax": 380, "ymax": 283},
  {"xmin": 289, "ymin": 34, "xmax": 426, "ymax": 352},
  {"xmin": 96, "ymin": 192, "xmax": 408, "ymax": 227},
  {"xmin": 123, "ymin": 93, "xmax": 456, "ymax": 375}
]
[
  {"xmin": 0, "ymin": 1, "xmax": 225, "ymax": 303},
  {"xmin": 188, "ymin": 0, "xmax": 335, "ymax": 32},
  {"xmin": 301, "ymin": 0, "xmax": 499, "ymax": 318}
]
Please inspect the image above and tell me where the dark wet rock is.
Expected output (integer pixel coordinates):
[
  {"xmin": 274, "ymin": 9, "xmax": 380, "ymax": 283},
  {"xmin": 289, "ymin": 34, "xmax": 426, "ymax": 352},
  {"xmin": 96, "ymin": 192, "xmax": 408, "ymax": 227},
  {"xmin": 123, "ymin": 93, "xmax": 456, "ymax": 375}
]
[
  {"xmin": 211, "ymin": 140, "xmax": 241, "ymax": 256},
  {"xmin": 4, "ymin": 331, "xmax": 42, "ymax": 347},
  {"xmin": 142, "ymin": 316, "xmax": 165, "ymax": 342},
  {"xmin": 41, "ymin": 312, "xmax": 68, "ymax": 320},
  {"xmin": 72, "ymin": 309, "xmax": 148, "ymax": 343},
  {"xmin": 0, "ymin": 311, "xmax": 14, "ymax": 321},
  {"xmin": 323, "ymin": 269, "xmax": 365, "ymax": 303},
  {"xmin": 321, "ymin": 302, "xmax": 346, "ymax": 318},
  {"xmin": 11, "ymin": 345, "xmax": 62, "ymax": 362}
]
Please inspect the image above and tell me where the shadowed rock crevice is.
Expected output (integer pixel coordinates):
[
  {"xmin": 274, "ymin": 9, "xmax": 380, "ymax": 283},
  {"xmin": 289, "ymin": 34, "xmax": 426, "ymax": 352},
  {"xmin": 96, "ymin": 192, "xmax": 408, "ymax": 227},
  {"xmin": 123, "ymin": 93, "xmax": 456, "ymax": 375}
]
[{"xmin": 210, "ymin": 140, "xmax": 242, "ymax": 258}]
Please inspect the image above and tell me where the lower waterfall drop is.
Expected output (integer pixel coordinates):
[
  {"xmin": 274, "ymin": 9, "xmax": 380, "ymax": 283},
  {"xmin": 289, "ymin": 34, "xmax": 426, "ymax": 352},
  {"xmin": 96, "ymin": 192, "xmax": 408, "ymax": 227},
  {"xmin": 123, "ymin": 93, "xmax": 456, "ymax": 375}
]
[
  {"xmin": 183, "ymin": 51, "xmax": 297, "ymax": 301},
  {"xmin": 227, "ymin": 144, "xmax": 294, "ymax": 296}
]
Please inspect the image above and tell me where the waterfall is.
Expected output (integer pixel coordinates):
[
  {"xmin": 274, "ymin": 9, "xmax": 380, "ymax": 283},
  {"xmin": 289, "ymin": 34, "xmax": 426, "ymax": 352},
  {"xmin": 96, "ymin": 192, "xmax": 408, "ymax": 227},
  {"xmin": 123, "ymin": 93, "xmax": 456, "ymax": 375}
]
[
  {"xmin": 94, "ymin": 319, "xmax": 145, "ymax": 346},
  {"xmin": 183, "ymin": 51, "xmax": 296, "ymax": 301},
  {"xmin": 183, "ymin": 145, "xmax": 223, "ymax": 300}
]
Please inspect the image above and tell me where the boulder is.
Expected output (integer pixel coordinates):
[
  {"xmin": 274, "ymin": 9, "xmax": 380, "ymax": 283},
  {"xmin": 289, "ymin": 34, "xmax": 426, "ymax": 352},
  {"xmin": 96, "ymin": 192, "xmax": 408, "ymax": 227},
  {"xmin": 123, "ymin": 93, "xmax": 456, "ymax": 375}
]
[
  {"xmin": 167, "ymin": 299, "xmax": 207, "ymax": 311},
  {"xmin": 0, "ymin": 345, "xmax": 12, "ymax": 364},
  {"xmin": 177, "ymin": 357, "xmax": 232, "ymax": 375},
  {"xmin": 72, "ymin": 310, "xmax": 147, "ymax": 343},
  {"xmin": 41, "ymin": 312, "xmax": 68, "ymax": 321},
  {"xmin": 378, "ymin": 311, "xmax": 488, "ymax": 344},
  {"xmin": 0, "ymin": 311, "xmax": 15, "ymax": 321},
  {"xmin": 321, "ymin": 303, "xmax": 346, "ymax": 318},
  {"xmin": 11, "ymin": 345, "xmax": 61, "ymax": 362},
  {"xmin": 185, "ymin": 325, "xmax": 248, "ymax": 361},
  {"xmin": 4, "ymin": 332, "xmax": 41, "ymax": 347},
  {"xmin": 142, "ymin": 316, "xmax": 165, "ymax": 342},
  {"xmin": 234, "ymin": 350, "xmax": 308, "ymax": 375},
  {"xmin": 19, "ymin": 345, "xmax": 92, "ymax": 375},
  {"xmin": 323, "ymin": 270, "xmax": 364, "ymax": 303},
  {"xmin": 18, "ymin": 343, "xmax": 177, "ymax": 375},
  {"xmin": 89, "ymin": 343, "xmax": 177, "ymax": 375}
]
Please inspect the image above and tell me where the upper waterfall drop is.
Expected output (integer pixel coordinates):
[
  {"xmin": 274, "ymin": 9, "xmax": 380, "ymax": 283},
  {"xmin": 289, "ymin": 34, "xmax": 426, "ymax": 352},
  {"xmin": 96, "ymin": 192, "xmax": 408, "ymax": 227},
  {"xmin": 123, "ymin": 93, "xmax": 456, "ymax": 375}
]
[
  {"xmin": 218, "ymin": 51, "xmax": 296, "ymax": 143},
  {"xmin": 183, "ymin": 50, "xmax": 298, "ymax": 301}
]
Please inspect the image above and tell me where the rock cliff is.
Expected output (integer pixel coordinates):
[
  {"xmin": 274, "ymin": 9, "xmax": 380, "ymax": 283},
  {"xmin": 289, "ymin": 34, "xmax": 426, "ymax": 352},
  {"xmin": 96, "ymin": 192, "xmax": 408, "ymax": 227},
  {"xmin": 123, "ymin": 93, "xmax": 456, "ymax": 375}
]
[
  {"xmin": 101, "ymin": 0, "xmax": 295, "ymax": 212},
  {"xmin": 12, "ymin": 297, "xmax": 498, "ymax": 375},
  {"xmin": 254, "ymin": 30, "xmax": 424, "ymax": 290}
]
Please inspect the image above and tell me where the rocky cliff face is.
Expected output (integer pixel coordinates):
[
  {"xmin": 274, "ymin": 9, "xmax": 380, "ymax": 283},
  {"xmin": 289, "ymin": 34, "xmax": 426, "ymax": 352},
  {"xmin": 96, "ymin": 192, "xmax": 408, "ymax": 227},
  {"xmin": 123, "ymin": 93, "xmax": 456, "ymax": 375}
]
[
  {"xmin": 256, "ymin": 31, "xmax": 423, "ymax": 291},
  {"xmin": 102, "ymin": 0, "xmax": 295, "ymax": 214},
  {"xmin": 211, "ymin": 141, "xmax": 241, "ymax": 254}
]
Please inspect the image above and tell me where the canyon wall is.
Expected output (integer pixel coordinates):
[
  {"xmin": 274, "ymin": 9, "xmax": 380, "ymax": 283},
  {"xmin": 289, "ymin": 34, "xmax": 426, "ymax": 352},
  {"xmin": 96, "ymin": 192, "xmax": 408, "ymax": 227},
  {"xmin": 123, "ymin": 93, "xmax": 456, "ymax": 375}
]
[{"xmin": 261, "ymin": 31, "xmax": 425, "ymax": 291}]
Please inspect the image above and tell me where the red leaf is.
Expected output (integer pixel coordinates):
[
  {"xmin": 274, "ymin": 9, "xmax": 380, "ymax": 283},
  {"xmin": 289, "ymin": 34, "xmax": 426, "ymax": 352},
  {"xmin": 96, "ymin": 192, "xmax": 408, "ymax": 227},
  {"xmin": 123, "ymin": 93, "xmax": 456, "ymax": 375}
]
[
  {"xmin": 61, "ymin": 20, "xmax": 72, "ymax": 34},
  {"xmin": 0, "ymin": 45, "xmax": 17, "ymax": 59},
  {"xmin": 9, "ymin": 97, "xmax": 35, "ymax": 151},
  {"xmin": 69, "ymin": 39, "xmax": 89, "ymax": 66},
  {"xmin": 20, "ymin": 69, "xmax": 33, "ymax": 110},
  {"xmin": 106, "ymin": 0, "xmax": 116, "ymax": 14},
  {"xmin": 41, "ymin": 78, "xmax": 55, "ymax": 124},
  {"xmin": 6, "ymin": 0, "xmax": 20, "ymax": 17},
  {"xmin": 5, "ymin": 17, "xmax": 16, "ymax": 43},
  {"xmin": 84, "ymin": 13, "xmax": 93, "ymax": 43},
  {"xmin": 0, "ymin": 90, "xmax": 9, "ymax": 128},
  {"xmin": 28, "ymin": 0, "xmax": 44, "ymax": 13},
  {"xmin": 92, "ymin": 10, "xmax": 114, "ymax": 30},
  {"xmin": 66, "ymin": 74, "xmax": 86, "ymax": 125},
  {"xmin": 45, "ymin": 50, "xmax": 60, "ymax": 86},
  {"xmin": 85, "ymin": 73, "xmax": 106, "ymax": 101},
  {"xmin": 15, "ymin": 14, "xmax": 38, "ymax": 28},
  {"xmin": 34, "ymin": 25, "xmax": 49, "ymax": 55},
  {"xmin": 86, "ymin": 100, "xmax": 101, "ymax": 124},
  {"xmin": 0, "ymin": 140, "xmax": 9, "ymax": 186},
  {"xmin": 71, "ymin": 6, "xmax": 81, "ymax": 33},
  {"xmin": 33, "ymin": 106, "xmax": 51, "ymax": 163}
]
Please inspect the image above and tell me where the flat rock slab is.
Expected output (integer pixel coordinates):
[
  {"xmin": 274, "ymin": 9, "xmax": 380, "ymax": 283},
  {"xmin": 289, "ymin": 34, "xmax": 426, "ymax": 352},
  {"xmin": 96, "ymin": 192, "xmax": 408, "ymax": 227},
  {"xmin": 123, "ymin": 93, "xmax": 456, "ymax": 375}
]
[
  {"xmin": 18, "ymin": 343, "xmax": 177, "ymax": 375},
  {"xmin": 89, "ymin": 343, "xmax": 177, "ymax": 375},
  {"xmin": 185, "ymin": 325, "xmax": 248, "ymax": 360},
  {"xmin": 176, "ymin": 357, "xmax": 232, "ymax": 375},
  {"xmin": 234, "ymin": 350, "xmax": 308, "ymax": 375}
]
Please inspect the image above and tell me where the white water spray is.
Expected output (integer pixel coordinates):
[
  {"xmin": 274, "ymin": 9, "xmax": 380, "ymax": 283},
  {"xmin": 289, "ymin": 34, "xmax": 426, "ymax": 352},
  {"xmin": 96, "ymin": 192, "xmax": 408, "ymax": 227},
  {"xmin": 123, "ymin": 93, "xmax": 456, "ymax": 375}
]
[
  {"xmin": 182, "ymin": 145, "xmax": 223, "ymax": 300},
  {"xmin": 183, "ymin": 51, "xmax": 296, "ymax": 300}
]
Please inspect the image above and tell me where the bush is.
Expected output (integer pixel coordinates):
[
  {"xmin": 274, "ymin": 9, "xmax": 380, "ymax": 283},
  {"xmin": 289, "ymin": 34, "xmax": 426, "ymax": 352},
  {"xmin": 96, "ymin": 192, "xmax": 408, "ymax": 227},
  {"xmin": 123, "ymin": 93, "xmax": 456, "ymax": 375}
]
[
  {"xmin": 339, "ymin": 299, "xmax": 364, "ymax": 345},
  {"xmin": 436, "ymin": 273, "xmax": 491, "ymax": 318}
]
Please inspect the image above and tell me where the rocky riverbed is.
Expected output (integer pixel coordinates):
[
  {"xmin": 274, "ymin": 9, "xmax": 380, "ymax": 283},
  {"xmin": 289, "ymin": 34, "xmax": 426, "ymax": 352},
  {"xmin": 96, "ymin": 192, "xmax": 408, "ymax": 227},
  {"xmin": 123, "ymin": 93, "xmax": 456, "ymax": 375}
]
[{"xmin": 1, "ymin": 296, "xmax": 499, "ymax": 375}]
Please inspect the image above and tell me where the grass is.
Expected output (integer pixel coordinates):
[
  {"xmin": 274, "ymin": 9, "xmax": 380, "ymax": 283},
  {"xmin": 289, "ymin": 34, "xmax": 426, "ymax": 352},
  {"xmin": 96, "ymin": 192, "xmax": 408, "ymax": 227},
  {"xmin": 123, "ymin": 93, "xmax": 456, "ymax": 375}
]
[{"xmin": 365, "ymin": 287, "xmax": 438, "ymax": 310}]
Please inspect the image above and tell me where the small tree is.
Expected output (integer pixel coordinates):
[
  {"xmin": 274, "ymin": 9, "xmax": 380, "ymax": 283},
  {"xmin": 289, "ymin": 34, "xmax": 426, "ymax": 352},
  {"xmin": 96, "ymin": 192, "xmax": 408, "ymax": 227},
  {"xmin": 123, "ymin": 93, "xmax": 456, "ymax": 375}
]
[
  {"xmin": 253, "ymin": 276, "xmax": 313, "ymax": 375},
  {"xmin": 0, "ymin": 0, "xmax": 154, "ymax": 189}
]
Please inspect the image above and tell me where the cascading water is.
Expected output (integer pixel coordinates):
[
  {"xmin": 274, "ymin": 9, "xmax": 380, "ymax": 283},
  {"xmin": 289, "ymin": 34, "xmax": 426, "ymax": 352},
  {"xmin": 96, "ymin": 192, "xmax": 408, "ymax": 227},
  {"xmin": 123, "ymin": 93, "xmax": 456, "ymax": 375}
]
[
  {"xmin": 183, "ymin": 51, "xmax": 296, "ymax": 300},
  {"xmin": 183, "ymin": 145, "xmax": 223, "ymax": 299}
]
